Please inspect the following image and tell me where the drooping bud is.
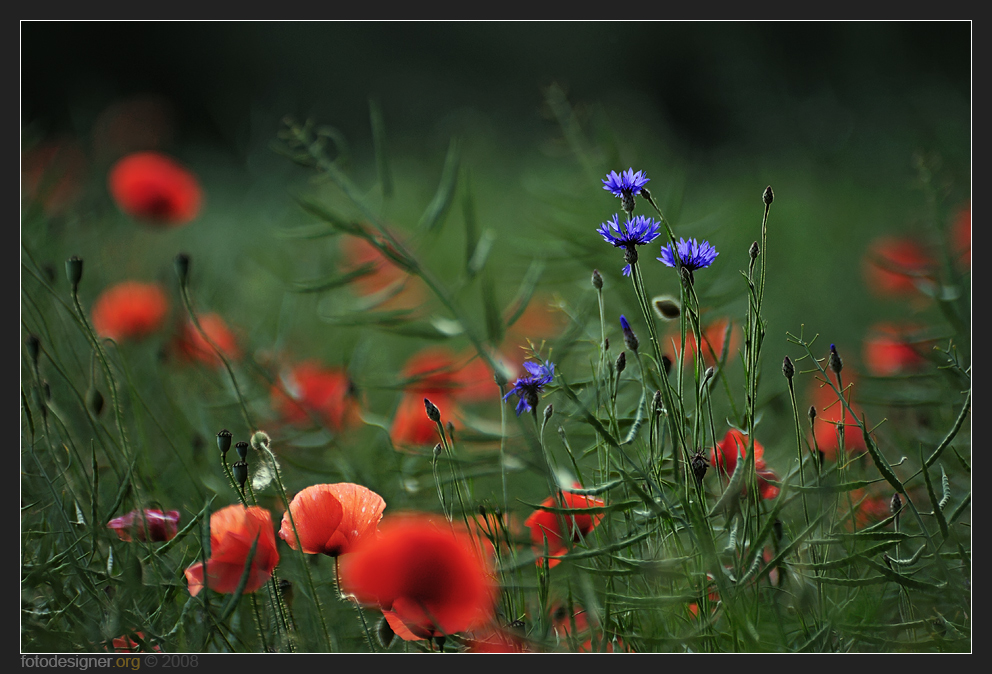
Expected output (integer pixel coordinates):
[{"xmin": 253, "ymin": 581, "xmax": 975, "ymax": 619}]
[
  {"xmin": 604, "ymin": 337, "xmax": 610, "ymax": 351},
  {"xmin": 250, "ymin": 430, "xmax": 271, "ymax": 451},
  {"xmin": 65, "ymin": 255, "xmax": 83, "ymax": 290},
  {"xmin": 217, "ymin": 429, "xmax": 232, "ymax": 457},
  {"xmin": 232, "ymin": 460, "xmax": 249, "ymax": 490},
  {"xmin": 235, "ymin": 441, "xmax": 249, "ymax": 461},
  {"xmin": 829, "ymin": 344, "xmax": 843, "ymax": 375},
  {"xmin": 174, "ymin": 253, "xmax": 191, "ymax": 289},
  {"xmin": 619, "ymin": 315, "xmax": 639, "ymax": 352},
  {"xmin": 26, "ymin": 334, "xmax": 40, "ymax": 367},
  {"xmin": 652, "ymin": 295, "xmax": 680, "ymax": 321},
  {"xmin": 615, "ymin": 351, "xmax": 626, "ymax": 376},
  {"xmin": 763, "ymin": 185, "xmax": 774, "ymax": 205},
  {"xmin": 591, "ymin": 269, "xmax": 603, "ymax": 290},
  {"xmin": 782, "ymin": 355, "xmax": 795, "ymax": 380},
  {"xmin": 701, "ymin": 366, "xmax": 715, "ymax": 388},
  {"xmin": 424, "ymin": 398, "xmax": 441, "ymax": 423}
]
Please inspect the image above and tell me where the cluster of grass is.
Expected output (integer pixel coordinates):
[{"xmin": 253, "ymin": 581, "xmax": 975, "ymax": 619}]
[{"xmin": 21, "ymin": 88, "xmax": 970, "ymax": 653}]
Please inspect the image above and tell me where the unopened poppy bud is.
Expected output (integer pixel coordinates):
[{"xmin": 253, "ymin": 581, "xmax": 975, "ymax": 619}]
[
  {"xmin": 250, "ymin": 430, "xmax": 271, "ymax": 451},
  {"xmin": 446, "ymin": 420, "xmax": 455, "ymax": 443},
  {"xmin": 543, "ymin": 404, "xmax": 554, "ymax": 422},
  {"xmin": 763, "ymin": 185, "xmax": 774, "ymax": 205},
  {"xmin": 376, "ymin": 615, "xmax": 395, "ymax": 649},
  {"xmin": 890, "ymin": 492, "xmax": 902, "ymax": 516},
  {"xmin": 620, "ymin": 315, "xmax": 638, "ymax": 352},
  {"xmin": 591, "ymin": 268, "xmax": 603, "ymax": 290},
  {"xmin": 26, "ymin": 334, "xmax": 40, "ymax": 366},
  {"xmin": 690, "ymin": 451, "xmax": 709, "ymax": 483},
  {"xmin": 703, "ymin": 366, "xmax": 715, "ymax": 386},
  {"xmin": 652, "ymin": 295, "xmax": 680, "ymax": 321},
  {"xmin": 232, "ymin": 460, "xmax": 248, "ymax": 490},
  {"xmin": 750, "ymin": 241, "xmax": 760, "ymax": 261},
  {"xmin": 782, "ymin": 355, "xmax": 795, "ymax": 380},
  {"xmin": 174, "ymin": 253, "xmax": 190, "ymax": 288},
  {"xmin": 828, "ymin": 344, "xmax": 843, "ymax": 375},
  {"xmin": 217, "ymin": 429, "xmax": 232, "ymax": 456},
  {"xmin": 86, "ymin": 387, "xmax": 104, "ymax": 416},
  {"xmin": 615, "ymin": 351, "xmax": 626, "ymax": 375},
  {"xmin": 235, "ymin": 441, "xmax": 249, "ymax": 461},
  {"xmin": 424, "ymin": 398, "xmax": 441, "ymax": 423},
  {"xmin": 433, "ymin": 443, "xmax": 443, "ymax": 459},
  {"xmin": 65, "ymin": 255, "xmax": 83, "ymax": 289},
  {"xmin": 808, "ymin": 405, "xmax": 817, "ymax": 423}
]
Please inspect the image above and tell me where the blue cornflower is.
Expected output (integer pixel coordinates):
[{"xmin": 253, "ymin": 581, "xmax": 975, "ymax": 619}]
[
  {"xmin": 503, "ymin": 360, "xmax": 555, "ymax": 416},
  {"xmin": 658, "ymin": 238, "xmax": 719, "ymax": 281},
  {"xmin": 597, "ymin": 214, "xmax": 662, "ymax": 276},
  {"xmin": 603, "ymin": 168, "xmax": 650, "ymax": 215}
]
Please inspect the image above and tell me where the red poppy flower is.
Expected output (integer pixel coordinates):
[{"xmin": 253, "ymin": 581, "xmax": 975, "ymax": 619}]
[
  {"xmin": 92, "ymin": 281, "xmax": 169, "ymax": 342},
  {"xmin": 21, "ymin": 137, "xmax": 87, "ymax": 216},
  {"xmin": 108, "ymin": 151, "xmax": 202, "ymax": 226},
  {"xmin": 863, "ymin": 236, "xmax": 935, "ymax": 298},
  {"xmin": 754, "ymin": 462, "xmax": 781, "ymax": 500},
  {"xmin": 667, "ymin": 317, "xmax": 738, "ymax": 366},
  {"xmin": 952, "ymin": 202, "xmax": 970, "ymax": 269},
  {"xmin": 863, "ymin": 323, "xmax": 927, "ymax": 377},
  {"xmin": 389, "ymin": 392, "xmax": 450, "ymax": 452},
  {"xmin": 525, "ymin": 488, "xmax": 606, "ymax": 567},
  {"xmin": 710, "ymin": 428, "xmax": 764, "ymax": 478},
  {"xmin": 279, "ymin": 483, "xmax": 386, "ymax": 557},
  {"xmin": 173, "ymin": 313, "xmax": 241, "ymax": 366},
  {"xmin": 271, "ymin": 361, "xmax": 360, "ymax": 432},
  {"xmin": 340, "ymin": 235, "xmax": 425, "ymax": 310},
  {"xmin": 109, "ymin": 632, "xmax": 161, "ymax": 653},
  {"xmin": 184, "ymin": 505, "xmax": 279, "ymax": 597},
  {"xmin": 340, "ymin": 514, "xmax": 497, "ymax": 638},
  {"xmin": 551, "ymin": 605, "xmax": 628, "ymax": 652},
  {"xmin": 107, "ymin": 508, "xmax": 180, "ymax": 542},
  {"xmin": 810, "ymin": 371, "xmax": 867, "ymax": 460}
]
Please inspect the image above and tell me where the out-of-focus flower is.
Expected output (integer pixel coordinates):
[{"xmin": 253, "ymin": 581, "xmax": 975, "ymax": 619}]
[
  {"xmin": 173, "ymin": 313, "xmax": 240, "ymax": 366},
  {"xmin": 809, "ymin": 370, "xmax": 868, "ymax": 461},
  {"xmin": 107, "ymin": 508, "xmax": 180, "ymax": 543},
  {"xmin": 21, "ymin": 137, "xmax": 87, "ymax": 217},
  {"xmin": 339, "ymin": 234, "xmax": 424, "ymax": 310},
  {"xmin": 390, "ymin": 392, "xmax": 450, "ymax": 452},
  {"xmin": 92, "ymin": 281, "xmax": 169, "ymax": 342},
  {"xmin": 399, "ymin": 347, "xmax": 499, "ymax": 404},
  {"xmin": 109, "ymin": 632, "xmax": 161, "ymax": 653},
  {"xmin": 952, "ymin": 202, "xmax": 970, "ymax": 269},
  {"xmin": 340, "ymin": 514, "xmax": 497, "ymax": 639},
  {"xmin": 279, "ymin": 483, "xmax": 386, "ymax": 557},
  {"xmin": 108, "ymin": 151, "xmax": 202, "ymax": 226},
  {"xmin": 551, "ymin": 604, "xmax": 628, "ymax": 652},
  {"xmin": 525, "ymin": 487, "xmax": 605, "ymax": 567},
  {"xmin": 711, "ymin": 428, "xmax": 779, "ymax": 500},
  {"xmin": 667, "ymin": 317, "xmax": 738, "ymax": 367},
  {"xmin": 863, "ymin": 323, "xmax": 927, "ymax": 376},
  {"xmin": 862, "ymin": 236, "xmax": 935, "ymax": 298},
  {"xmin": 597, "ymin": 213, "xmax": 662, "ymax": 276},
  {"xmin": 504, "ymin": 360, "xmax": 555, "ymax": 417},
  {"xmin": 505, "ymin": 295, "xmax": 566, "ymax": 346},
  {"xmin": 658, "ymin": 237, "xmax": 719, "ymax": 276},
  {"xmin": 271, "ymin": 361, "xmax": 360, "ymax": 432},
  {"xmin": 185, "ymin": 505, "xmax": 279, "ymax": 597},
  {"xmin": 466, "ymin": 624, "xmax": 530, "ymax": 653},
  {"xmin": 845, "ymin": 488, "xmax": 897, "ymax": 531}
]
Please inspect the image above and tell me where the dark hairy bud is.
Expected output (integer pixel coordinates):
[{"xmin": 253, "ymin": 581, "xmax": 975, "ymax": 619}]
[
  {"xmin": 763, "ymin": 185, "xmax": 774, "ymax": 205},
  {"xmin": 690, "ymin": 451, "xmax": 709, "ymax": 484},
  {"xmin": 890, "ymin": 492, "xmax": 903, "ymax": 516},
  {"xmin": 749, "ymin": 241, "xmax": 760, "ymax": 261},
  {"xmin": 543, "ymin": 404, "xmax": 554, "ymax": 422},
  {"xmin": 591, "ymin": 269, "xmax": 603, "ymax": 290},
  {"xmin": 829, "ymin": 344, "xmax": 843, "ymax": 375},
  {"xmin": 615, "ymin": 351, "xmax": 626, "ymax": 376},
  {"xmin": 424, "ymin": 398, "xmax": 441, "ymax": 423},
  {"xmin": 808, "ymin": 405, "xmax": 817, "ymax": 423},
  {"xmin": 782, "ymin": 355, "xmax": 795, "ymax": 380}
]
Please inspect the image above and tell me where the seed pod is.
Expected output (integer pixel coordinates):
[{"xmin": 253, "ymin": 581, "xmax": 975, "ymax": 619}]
[
  {"xmin": 232, "ymin": 460, "xmax": 249, "ymax": 490},
  {"xmin": 217, "ymin": 429, "xmax": 233, "ymax": 457},
  {"xmin": 235, "ymin": 441, "xmax": 249, "ymax": 461},
  {"xmin": 65, "ymin": 255, "xmax": 83, "ymax": 289}
]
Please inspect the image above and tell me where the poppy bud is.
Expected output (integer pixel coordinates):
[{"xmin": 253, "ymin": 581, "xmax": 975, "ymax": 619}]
[
  {"xmin": 890, "ymin": 492, "xmax": 902, "ymax": 516},
  {"xmin": 376, "ymin": 615, "xmax": 395, "ymax": 649},
  {"xmin": 690, "ymin": 451, "xmax": 709, "ymax": 484},
  {"xmin": 26, "ymin": 334, "xmax": 40, "ymax": 367},
  {"xmin": 424, "ymin": 398, "xmax": 441, "ymax": 423},
  {"xmin": 433, "ymin": 443, "xmax": 443, "ymax": 459},
  {"xmin": 829, "ymin": 344, "xmax": 843, "ymax": 375},
  {"xmin": 543, "ymin": 404, "xmax": 554, "ymax": 423},
  {"xmin": 250, "ymin": 430, "xmax": 271, "ymax": 451},
  {"xmin": 652, "ymin": 295, "xmax": 681, "ymax": 321},
  {"xmin": 446, "ymin": 420, "xmax": 455, "ymax": 443},
  {"xmin": 615, "ymin": 351, "xmax": 626, "ymax": 375},
  {"xmin": 65, "ymin": 255, "xmax": 83, "ymax": 289},
  {"xmin": 702, "ymin": 366, "xmax": 715, "ymax": 387},
  {"xmin": 232, "ymin": 460, "xmax": 249, "ymax": 490},
  {"xmin": 217, "ymin": 429, "xmax": 232, "ymax": 457},
  {"xmin": 763, "ymin": 185, "xmax": 774, "ymax": 205},
  {"xmin": 478, "ymin": 504, "xmax": 487, "ymax": 517},
  {"xmin": 174, "ymin": 252, "xmax": 190, "ymax": 288},
  {"xmin": 591, "ymin": 268, "xmax": 603, "ymax": 290},
  {"xmin": 750, "ymin": 241, "xmax": 760, "ymax": 261},
  {"xmin": 86, "ymin": 387, "xmax": 104, "ymax": 416},
  {"xmin": 808, "ymin": 405, "xmax": 816, "ymax": 423},
  {"xmin": 620, "ymin": 315, "xmax": 638, "ymax": 352},
  {"xmin": 235, "ymin": 441, "xmax": 249, "ymax": 461},
  {"xmin": 782, "ymin": 355, "xmax": 794, "ymax": 380}
]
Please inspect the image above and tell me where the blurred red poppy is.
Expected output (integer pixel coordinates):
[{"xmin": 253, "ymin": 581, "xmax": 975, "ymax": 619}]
[
  {"xmin": 109, "ymin": 632, "xmax": 161, "ymax": 653},
  {"xmin": 667, "ymin": 317, "xmax": 738, "ymax": 366},
  {"xmin": 271, "ymin": 361, "xmax": 360, "ymax": 432},
  {"xmin": 952, "ymin": 202, "xmax": 970, "ymax": 269},
  {"xmin": 862, "ymin": 322, "xmax": 927, "ymax": 377},
  {"xmin": 390, "ymin": 392, "xmax": 450, "ymax": 452},
  {"xmin": 340, "ymin": 235, "xmax": 424, "ymax": 310},
  {"xmin": 399, "ymin": 347, "xmax": 500, "ymax": 404},
  {"xmin": 107, "ymin": 508, "xmax": 180, "ymax": 543},
  {"xmin": 108, "ymin": 151, "xmax": 202, "ymax": 226},
  {"xmin": 525, "ymin": 487, "xmax": 605, "ymax": 567},
  {"xmin": 92, "ymin": 281, "xmax": 169, "ymax": 342},
  {"xmin": 710, "ymin": 428, "xmax": 779, "ymax": 500},
  {"xmin": 810, "ymin": 371, "xmax": 868, "ymax": 460},
  {"xmin": 173, "ymin": 313, "xmax": 240, "ymax": 366},
  {"xmin": 340, "ymin": 514, "xmax": 497, "ymax": 638},
  {"xmin": 185, "ymin": 505, "xmax": 279, "ymax": 597},
  {"xmin": 863, "ymin": 236, "xmax": 935, "ymax": 298},
  {"xmin": 279, "ymin": 483, "xmax": 386, "ymax": 557},
  {"xmin": 845, "ymin": 488, "xmax": 896, "ymax": 531},
  {"xmin": 21, "ymin": 137, "xmax": 87, "ymax": 217},
  {"xmin": 505, "ymin": 295, "xmax": 567, "ymax": 346}
]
